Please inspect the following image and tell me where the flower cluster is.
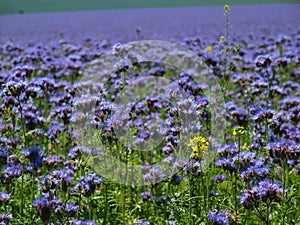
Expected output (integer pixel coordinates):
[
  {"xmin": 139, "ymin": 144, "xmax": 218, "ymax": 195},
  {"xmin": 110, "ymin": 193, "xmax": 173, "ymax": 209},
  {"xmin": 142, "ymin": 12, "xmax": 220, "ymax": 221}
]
[
  {"xmin": 188, "ymin": 136, "xmax": 209, "ymax": 160},
  {"xmin": 233, "ymin": 126, "xmax": 245, "ymax": 136},
  {"xmin": 240, "ymin": 180, "xmax": 282, "ymax": 210}
]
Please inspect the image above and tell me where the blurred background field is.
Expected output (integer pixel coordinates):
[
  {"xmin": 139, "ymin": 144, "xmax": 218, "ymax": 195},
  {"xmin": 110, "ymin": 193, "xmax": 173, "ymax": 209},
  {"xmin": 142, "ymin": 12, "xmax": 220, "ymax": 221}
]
[
  {"xmin": 0, "ymin": 0, "xmax": 299, "ymax": 14},
  {"xmin": 0, "ymin": 3, "xmax": 299, "ymax": 44}
]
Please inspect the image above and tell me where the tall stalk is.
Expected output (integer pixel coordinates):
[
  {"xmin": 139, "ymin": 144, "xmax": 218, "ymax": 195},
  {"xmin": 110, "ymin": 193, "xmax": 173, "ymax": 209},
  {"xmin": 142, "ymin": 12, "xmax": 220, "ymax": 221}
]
[
  {"xmin": 224, "ymin": 4, "xmax": 230, "ymax": 74},
  {"xmin": 281, "ymin": 160, "xmax": 287, "ymax": 225},
  {"xmin": 188, "ymin": 175, "xmax": 193, "ymax": 225}
]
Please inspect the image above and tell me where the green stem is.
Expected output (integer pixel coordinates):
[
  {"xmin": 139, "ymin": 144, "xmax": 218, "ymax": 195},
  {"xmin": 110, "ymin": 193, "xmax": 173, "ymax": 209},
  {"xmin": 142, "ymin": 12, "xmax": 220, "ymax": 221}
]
[
  {"xmin": 21, "ymin": 164, "xmax": 25, "ymax": 215},
  {"xmin": 188, "ymin": 176, "xmax": 193, "ymax": 225},
  {"xmin": 201, "ymin": 175, "xmax": 207, "ymax": 213},
  {"xmin": 234, "ymin": 135, "xmax": 241, "ymax": 222},
  {"xmin": 104, "ymin": 183, "xmax": 108, "ymax": 224},
  {"xmin": 122, "ymin": 71, "xmax": 126, "ymax": 94},
  {"xmin": 225, "ymin": 11, "xmax": 230, "ymax": 73},
  {"xmin": 281, "ymin": 160, "xmax": 287, "ymax": 225},
  {"xmin": 265, "ymin": 202, "xmax": 270, "ymax": 225},
  {"xmin": 18, "ymin": 97, "xmax": 27, "ymax": 148},
  {"xmin": 165, "ymin": 175, "xmax": 172, "ymax": 221},
  {"xmin": 265, "ymin": 117, "xmax": 269, "ymax": 144}
]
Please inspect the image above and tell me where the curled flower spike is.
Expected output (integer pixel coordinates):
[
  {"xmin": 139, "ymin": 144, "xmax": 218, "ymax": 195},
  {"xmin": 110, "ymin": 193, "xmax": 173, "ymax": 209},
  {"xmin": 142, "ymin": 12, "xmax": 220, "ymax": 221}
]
[{"xmin": 233, "ymin": 126, "xmax": 245, "ymax": 136}]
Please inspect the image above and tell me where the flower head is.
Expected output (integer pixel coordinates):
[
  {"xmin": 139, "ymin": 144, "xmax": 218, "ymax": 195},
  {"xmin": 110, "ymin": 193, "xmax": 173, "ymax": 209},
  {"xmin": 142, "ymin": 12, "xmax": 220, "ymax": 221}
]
[
  {"xmin": 134, "ymin": 220, "xmax": 150, "ymax": 225},
  {"xmin": 65, "ymin": 202, "xmax": 79, "ymax": 215},
  {"xmin": 205, "ymin": 45, "xmax": 212, "ymax": 54},
  {"xmin": 0, "ymin": 192, "xmax": 10, "ymax": 204},
  {"xmin": 0, "ymin": 145, "xmax": 8, "ymax": 165},
  {"xmin": 188, "ymin": 136, "xmax": 209, "ymax": 160},
  {"xmin": 240, "ymin": 180, "xmax": 282, "ymax": 210},
  {"xmin": 71, "ymin": 220, "xmax": 97, "ymax": 225},
  {"xmin": 233, "ymin": 126, "xmax": 245, "ymax": 136},
  {"xmin": 33, "ymin": 197, "xmax": 53, "ymax": 222},
  {"xmin": 208, "ymin": 210, "xmax": 230, "ymax": 225},
  {"xmin": 242, "ymin": 143, "xmax": 250, "ymax": 151},
  {"xmin": 23, "ymin": 146, "xmax": 44, "ymax": 172},
  {"xmin": 0, "ymin": 213, "xmax": 12, "ymax": 223},
  {"xmin": 224, "ymin": 5, "xmax": 230, "ymax": 13},
  {"xmin": 213, "ymin": 174, "xmax": 227, "ymax": 183},
  {"xmin": 71, "ymin": 173, "xmax": 103, "ymax": 196},
  {"xmin": 255, "ymin": 55, "xmax": 272, "ymax": 68}
]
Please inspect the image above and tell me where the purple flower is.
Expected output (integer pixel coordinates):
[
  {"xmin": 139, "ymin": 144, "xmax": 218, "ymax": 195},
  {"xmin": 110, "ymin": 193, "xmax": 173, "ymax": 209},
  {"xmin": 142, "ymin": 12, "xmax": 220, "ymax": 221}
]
[
  {"xmin": 72, "ymin": 173, "xmax": 103, "ymax": 196},
  {"xmin": 209, "ymin": 190, "xmax": 219, "ymax": 197},
  {"xmin": 0, "ymin": 213, "xmax": 12, "ymax": 223},
  {"xmin": 43, "ymin": 155, "xmax": 61, "ymax": 168},
  {"xmin": 134, "ymin": 220, "xmax": 150, "ymax": 225},
  {"xmin": 3, "ymin": 163, "xmax": 22, "ymax": 180},
  {"xmin": 232, "ymin": 151, "xmax": 255, "ymax": 170},
  {"xmin": 141, "ymin": 191, "xmax": 151, "ymax": 201},
  {"xmin": 50, "ymin": 106, "xmax": 72, "ymax": 125},
  {"xmin": 65, "ymin": 202, "xmax": 79, "ymax": 215},
  {"xmin": 276, "ymin": 57, "xmax": 288, "ymax": 67},
  {"xmin": 23, "ymin": 146, "xmax": 44, "ymax": 172},
  {"xmin": 240, "ymin": 158, "xmax": 269, "ymax": 181},
  {"xmin": 3, "ymin": 80, "xmax": 27, "ymax": 97},
  {"xmin": 207, "ymin": 210, "xmax": 230, "ymax": 225},
  {"xmin": 213, "ymin": 174, "xmax": 227, "ymax": 183},
  {"xmin": 217, "ymin": 144, "xmax": 238, "ymax": 157},
  {"xmin": 268, "ymin": 140, "xmax": 300, "ymax": 162},
  {"xmin": 44, "ymin": 122, "xmax": 66, "ymax": 141},
  {"xmin": 255, "ymin": 55, "xmax": 272, "ymax": 68},
  {"xmin": 68, "ymin": 146, "xmax": 91, "ymax": 160},
  {"xmin": 0, "ymin": 145, "xmax": 7, "ymax": 165},
  {"xmin": 139, "ymin": 163, "xmax": 151, "ymax": 174},
  {"xmin": 257, "ymin": 180, "xmax": 283, "ymax": 203},
  {"xmin": 0, "ymin": 192, "xmax": 10, "ymax": 204},
  {"xmin": 252, "ymin": 108, "xmax": 274, "ymax": 123},
  {"xmin": 240, "ymin": 180, "xmax": 282, "ymax": 210},
  {"xmin": 143, "ymin": 166, "xmax": 167, "ymax": 184},
  {"xmin": 240, "ymin": 188, "xmax": 260, "ymax": 210},
  {"xmin": 172, "ymin": 174, "xmax": 181, "ymax": 184},
  {"xmin": 71, "ymin": 220, "xmax": 97, "ymax": 225},
  {"xmin": 33, "ymin": 197, "xmax": 53, "ymax": 222},
  {"xmin": 54, "ymin": 168, "xmax": 74, "ymax": 191},
  {"xmin": 51, "ymin": 199, "xmax": 64, "ymax": 214},
  {"xmin": 182, "ymin": 160, "xmax": 203, "ymax": 177},
  {"xmin": 215, "ymin": 158, "xmax": 237, "ymax": 173}
]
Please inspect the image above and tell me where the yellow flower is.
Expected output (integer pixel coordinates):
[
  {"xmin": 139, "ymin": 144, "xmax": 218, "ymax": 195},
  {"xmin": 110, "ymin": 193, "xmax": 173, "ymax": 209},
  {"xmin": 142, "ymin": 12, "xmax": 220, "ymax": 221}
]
[
  {"xmin": 231, "ymin": 213, "xmax": 237, "ymax": 222},
  {"xmin": 188, "ymin": 136, "xmax": 209, "ymax": 160},
  {"xmin": 205, "ymin": 45, "xmax": 212, "ymax": 54},
  {"xmin": 233, "ymin": 126, "xmax": 245, "ymax": 136},
  {"xmin": 242, "ymin": 143, "xmax": 249, "ymax": 151},
  {"xmin": 2, "ymin": 107, "xmax": 11, "ymax": 117},
  {"xmin": 224, "ymin": 4, "xmax": 230, "ymax": 13},
  {"xmin": 219, "ymin": 36, "xmax": 225, "ymax": 42},
  {"xmin": 190, "ymin": 151, "xmax": 198, "ymax": 159}
]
